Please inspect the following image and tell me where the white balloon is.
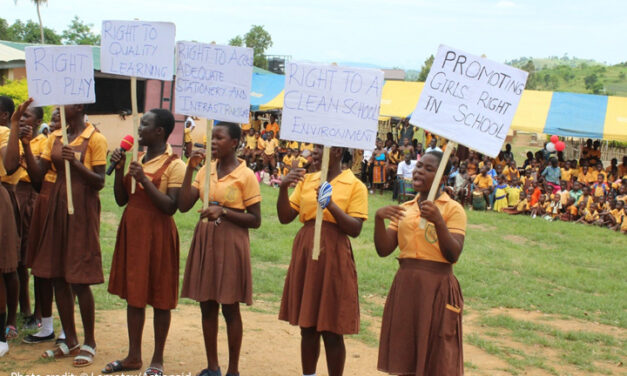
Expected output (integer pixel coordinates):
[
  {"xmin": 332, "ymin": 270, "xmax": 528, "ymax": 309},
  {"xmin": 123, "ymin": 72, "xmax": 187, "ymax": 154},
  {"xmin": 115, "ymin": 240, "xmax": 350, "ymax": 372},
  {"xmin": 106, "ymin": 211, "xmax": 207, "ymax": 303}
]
[{"xmin": 546, "ymin": 142, "xmax": 556, "ymax": 152}]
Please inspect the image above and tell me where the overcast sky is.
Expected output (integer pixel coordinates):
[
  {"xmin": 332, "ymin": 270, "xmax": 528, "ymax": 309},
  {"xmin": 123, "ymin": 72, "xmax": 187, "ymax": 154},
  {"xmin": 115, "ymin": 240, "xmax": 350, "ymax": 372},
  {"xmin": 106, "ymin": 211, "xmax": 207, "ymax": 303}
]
[{"xmin": 6, "ymin": 0, "xmax": 626, "ymax": 69}]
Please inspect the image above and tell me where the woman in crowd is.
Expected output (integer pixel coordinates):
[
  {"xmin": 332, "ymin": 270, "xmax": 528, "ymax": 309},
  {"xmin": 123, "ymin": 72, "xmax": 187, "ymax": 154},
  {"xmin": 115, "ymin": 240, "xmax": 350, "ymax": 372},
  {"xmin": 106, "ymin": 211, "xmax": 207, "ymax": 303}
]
[
  {"xmin": 179, "ymin": 122, "xmax": 261, "ymax": 376},
  {"xmin": 277, "ymin": 145, "xmax": 368, "ymax": 376},
  {"xmin": 374, "ymin": 150, "xmax": 467, "ymax": 375}
]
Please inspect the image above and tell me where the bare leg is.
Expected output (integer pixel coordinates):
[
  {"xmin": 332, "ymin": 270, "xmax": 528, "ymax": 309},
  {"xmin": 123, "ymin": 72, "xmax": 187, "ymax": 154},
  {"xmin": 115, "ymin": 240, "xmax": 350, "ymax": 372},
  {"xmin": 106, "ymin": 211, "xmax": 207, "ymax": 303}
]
[
  {"xmin": 0, "ymin": 275, "xmax": 6, "ymax": 336},
  {"xmin": 71, "ymin": 284, "xmax": 96, "ymax": 365},
  {"xmin": 3, "ymin": 272, "xmax": 19, "ymax": 328},
  {"xmin": 37, "ymin": 277, "xmax": 53, "ymax": 318},
  {"xmin": 0, "ymin": 276, "xmax": 7, "ymax": 355},
  {"xmin": 17, "ymin": 263, "xmax": 31, "ymax": 317},
  {"xmin": 301, "ymin": 327, "xmax": 321, "ymax": 375},
  {"xmin": 222, "ymin": 303, "xmax": 242, "ymax": 375},
  {"xmin": 150, "ymin": 308, "xmax": 171, "ymax": 370},
  {"xmin": 53, "ymin": 279, "xmax": 78, "ymax": 348},
  {"xmin": 200, "ymin": 300, "xmax": 220, "ymax": 372},
  {"xmin": 115, "ymin": 305, "xmax": 144, "ymax": 370},
  {"xmin": 322, "ymin": 331, "xmax": 346, "ymax": 376}
]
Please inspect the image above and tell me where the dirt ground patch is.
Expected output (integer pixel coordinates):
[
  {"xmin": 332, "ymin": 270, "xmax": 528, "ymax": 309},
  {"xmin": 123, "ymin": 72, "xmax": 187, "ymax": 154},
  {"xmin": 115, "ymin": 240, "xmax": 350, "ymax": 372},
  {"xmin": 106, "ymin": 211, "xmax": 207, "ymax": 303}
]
[
  {"xmin": 4, "ymin": 305, "xmax": 623, "ymax": 376},
  {"xmin": 488, "ymin": 306, "xmax": 627, "ymax": 339},
  {"xmin": 468, "ymin": 223, "xmax": 497, "ymax": 232},
  {"xmin": 502, "ymin": 234, "xmax": 529, "ymax": 245}
]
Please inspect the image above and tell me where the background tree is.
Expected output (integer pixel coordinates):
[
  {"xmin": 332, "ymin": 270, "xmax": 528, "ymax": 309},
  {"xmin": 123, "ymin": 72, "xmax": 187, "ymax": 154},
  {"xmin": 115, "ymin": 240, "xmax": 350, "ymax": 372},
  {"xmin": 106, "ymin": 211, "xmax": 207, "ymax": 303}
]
[
  {"xmin": 0, "ymin": 18, "xmax": 9, "ymax": 40},
  {"xmin": 228, "ymin": 35, "xmax": 243, "ymax": 47},
  {"xmin": 584, "ymin": 73, "xmax": 603, "ymax": 94},
  {"xmin": 417, "ymin": 54, "xmax": 434, "ymax": 82},
  {"xmin": 244, "ymin": 25, "xmax": 273, "ymax": 69},
  {"xmin": 13, "ymin": 0, "xmax": 48, "ymax": 43},
  {"xmin": 521, "ymin": 59, "xmax": 538, "ymax": 89},
  {"xmin": 61, "ymin": 16, "xmax": 99, "ymax": 45},
  {"xmin": 2, "ymin": 18, "xmax": 61, "ymax": 44}
]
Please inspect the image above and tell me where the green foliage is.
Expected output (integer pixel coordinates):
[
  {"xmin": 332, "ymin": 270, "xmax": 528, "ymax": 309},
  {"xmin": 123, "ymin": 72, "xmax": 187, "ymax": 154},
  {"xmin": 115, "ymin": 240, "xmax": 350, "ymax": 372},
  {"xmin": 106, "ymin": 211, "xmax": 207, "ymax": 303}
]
[
  {"xmin": 508, "ymin": 55, "xmax": 598, "ymax": 70},
  {"xmin": 0, "ymin": 79, "xmax": 52, "ymax": 121},
  {"xmin": 417, "ymin": 54, "xmax": 434, "ymax": 82},
  {"xmin": 0, "ymin": 18, "xmax": 61, "ymax": 44},
  {"xmin": 0, "ymin": 15, "xmax": 99, "ymax": 46},
  {"xmin": 520, "ymin": 60, "xmax": 538, "ymax": 89},
  {"xmin": 0, "ymin": 79, "xmax": 28, "ymax": 103},
  {"xmin": 228, "ymin": 25, "xmax": 273, "ymax": 69},
  {"xmin": 404, "ymin": 69, "xmax": 420, "ymax": 81},
  {"xmin": 0, "ymin": 18, "xmax": 9, "ymax": 39},
  {"xmin": 510, "ymin": 57, "xmax": 627, "ymax": 96},
  {"xmin": 61, "ymin": 16, "xmax": 100, "ymax": 45},
  {"xmin": 244, "ymin": 25, "xmax": 273, "ymax": 69},
  {"xmin": 228, "ymin": 35, "xmax": 243, "ymax": 47},
  {"xmin": 584, "ymin": 73, "xmax": 604, "ymax": 94}
]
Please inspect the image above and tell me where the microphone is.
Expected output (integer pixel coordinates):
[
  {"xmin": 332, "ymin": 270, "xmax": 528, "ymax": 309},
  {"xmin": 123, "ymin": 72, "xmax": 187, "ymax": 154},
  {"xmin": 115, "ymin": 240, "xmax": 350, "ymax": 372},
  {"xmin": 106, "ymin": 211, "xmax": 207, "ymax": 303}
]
[{"xmin": 106, "ymin": 135, "xmax": 134, "ymax": 175}]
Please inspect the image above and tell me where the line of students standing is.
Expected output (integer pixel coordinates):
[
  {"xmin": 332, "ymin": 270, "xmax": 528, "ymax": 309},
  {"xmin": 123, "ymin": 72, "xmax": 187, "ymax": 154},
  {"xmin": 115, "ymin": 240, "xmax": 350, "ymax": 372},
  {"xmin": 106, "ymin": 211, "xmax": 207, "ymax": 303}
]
[{"xmin": 1, "ymin": 97, "xmax": 468, "ymax": 376}]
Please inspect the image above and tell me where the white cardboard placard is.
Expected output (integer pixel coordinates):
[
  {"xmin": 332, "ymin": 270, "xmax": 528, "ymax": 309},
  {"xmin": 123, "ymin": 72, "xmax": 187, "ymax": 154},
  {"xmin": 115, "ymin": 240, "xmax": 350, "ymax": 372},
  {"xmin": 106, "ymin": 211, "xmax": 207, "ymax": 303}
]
[
  {"xmin": 25, "ymin": 45, "xmax": 95, "ymax": 106},
  {"xmin": 174, "ymin": 42, "xmax": 253, "ymax": 123},
  {"xmin": 410, "ymin": 45, "xmax": 528, "ymax": 157},
  {"xmin": 280, "ymin": 62, "xmax": 384, "ymax": 150},
  {"xmin": 100, "ymin": 20, "xmax": 176, "ymax": 80}
]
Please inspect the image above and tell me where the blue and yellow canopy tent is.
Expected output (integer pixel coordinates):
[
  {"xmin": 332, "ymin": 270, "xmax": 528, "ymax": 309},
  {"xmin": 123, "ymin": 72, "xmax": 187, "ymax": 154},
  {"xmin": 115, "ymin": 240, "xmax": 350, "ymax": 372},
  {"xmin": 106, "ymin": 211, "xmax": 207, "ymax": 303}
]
[
  {"xmin": 249, "ymin": 77, "xmax": 627, "ymax": 142},
  {"xmin": 511, "ymin": 91, "xmax": 627, "ymax": 142},
  {"xmin": 250, "ymin": 71, "xmax": 285, "ymax": 111}
]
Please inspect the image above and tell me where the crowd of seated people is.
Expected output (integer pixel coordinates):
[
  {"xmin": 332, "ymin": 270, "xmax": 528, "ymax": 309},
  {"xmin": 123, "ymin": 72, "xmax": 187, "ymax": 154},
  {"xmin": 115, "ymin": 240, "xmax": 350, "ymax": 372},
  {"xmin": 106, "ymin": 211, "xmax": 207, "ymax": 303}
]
[
  {"xmin": 446, "ymin": 140, "xmax": 627, "ymax": 233},
  {"xmin": 189, "ymin": 115, "xmax": 627, "ymax": 234}
]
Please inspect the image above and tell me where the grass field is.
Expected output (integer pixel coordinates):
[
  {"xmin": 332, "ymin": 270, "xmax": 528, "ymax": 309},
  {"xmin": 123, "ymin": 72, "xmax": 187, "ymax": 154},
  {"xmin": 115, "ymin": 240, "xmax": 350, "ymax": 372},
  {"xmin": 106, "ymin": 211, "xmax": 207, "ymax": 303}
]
[{"xmin": 11, "ymin": 178, "xmax": 626, "ymax": 375}]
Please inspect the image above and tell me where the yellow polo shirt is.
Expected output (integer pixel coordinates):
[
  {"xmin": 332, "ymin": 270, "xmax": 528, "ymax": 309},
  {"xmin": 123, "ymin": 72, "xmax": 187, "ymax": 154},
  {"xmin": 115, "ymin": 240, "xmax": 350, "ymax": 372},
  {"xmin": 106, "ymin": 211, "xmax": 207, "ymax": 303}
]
[
  {"xmin": 41, "ymin": 124, "xmax": 108, "ymax": 180},
  {"xmin": 193, "ymin": 159, "xmax": 261, "ymax": 210},
  {"xmin": 289, "ymin": 169, "xmax": 368, "ymax": 224},
  {"xmin": 389, "ymin": 193, "xmax": 466, "ymax": 263},
  {"xmin": 0, "ymin": 126, "xmax": 24, "ymax": 185},
  {"xmin": 300, "ymin": 143, "xmax": 314, "ymax": 152},
  {"xmin": 260, "ymin": 138, "xmax": 279, "ymax": 155},
  {"xmin": 245, "ymin": 134, "xmax": 257, "ymax": 149},
  {"xmin": 19, "ymin": 134, "xmax": 48, "ymax": 183},
  {"xmin": 136, "ymin": 144, "xmax": 186, "ymax": 193},
  {"xmin": 473, "ymin": 174, "xmax": 493, "ymax": 189}
]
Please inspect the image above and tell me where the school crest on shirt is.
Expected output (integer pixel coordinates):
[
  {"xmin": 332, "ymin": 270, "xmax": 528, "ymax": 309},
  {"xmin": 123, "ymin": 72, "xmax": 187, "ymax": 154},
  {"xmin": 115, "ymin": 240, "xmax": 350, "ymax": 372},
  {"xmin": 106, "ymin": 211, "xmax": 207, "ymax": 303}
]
[
  {"xmin": 425, "ymin": 223, "xmax": 438, "ymax": 244},
  {"xmin": 225, "ymin": 184, "xmax": 237, "ymax": 203}
]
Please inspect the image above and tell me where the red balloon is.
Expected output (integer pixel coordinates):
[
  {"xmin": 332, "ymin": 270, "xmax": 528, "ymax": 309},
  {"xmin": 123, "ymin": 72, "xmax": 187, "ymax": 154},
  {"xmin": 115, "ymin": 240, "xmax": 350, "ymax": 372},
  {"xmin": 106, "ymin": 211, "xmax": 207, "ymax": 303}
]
[
  {"xmin": 555, "ymin": 141, "xmax": 565, "ymax": 152},
  {"xmin": 550, "ymin": 135, "xmax": 559, "ymax": 143}
]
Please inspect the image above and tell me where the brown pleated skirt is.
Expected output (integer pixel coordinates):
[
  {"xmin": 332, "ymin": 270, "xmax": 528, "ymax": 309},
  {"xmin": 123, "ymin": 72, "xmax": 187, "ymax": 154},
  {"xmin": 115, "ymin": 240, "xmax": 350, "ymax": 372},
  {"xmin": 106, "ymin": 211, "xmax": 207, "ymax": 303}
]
[
  {"xmin": 0, "ymin": 183, "xmax": 20, "ymax": 273},
  {"xmin": 108, "ymin": 202, "xmax": 180, "ymax": 310},
  {"xmin": 279, "ymin": 221, "xmax": 360, "ymax": 335},
  {"xmin": 181, "ymin": 219, "xmax": 253, "ymax": 305},
  {"xmin": 24, "ymin": 181, "xmax": 53, "ymax": 268},
  {"xmin": 378, "ymin": 258, "xmax": 464, "ymax": 376},
  {"xmin": 16, "ymin": 181, "xmax": 37, "ymax": 262},
  {"xmin": 30, "ymin": 176, "xmax": 104, "ymax": 285}
]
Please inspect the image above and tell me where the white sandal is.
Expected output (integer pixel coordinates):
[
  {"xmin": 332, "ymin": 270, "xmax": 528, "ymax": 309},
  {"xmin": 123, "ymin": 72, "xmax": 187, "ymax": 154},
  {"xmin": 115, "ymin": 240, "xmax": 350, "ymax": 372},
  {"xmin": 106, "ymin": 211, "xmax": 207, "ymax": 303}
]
[
  {"xmin": 42, "ymin": 342, "xmax": 80, "ymax": 359},
  {"xmin": 73, "ymin": 344, "xmax": 96, "ymax": 367}
]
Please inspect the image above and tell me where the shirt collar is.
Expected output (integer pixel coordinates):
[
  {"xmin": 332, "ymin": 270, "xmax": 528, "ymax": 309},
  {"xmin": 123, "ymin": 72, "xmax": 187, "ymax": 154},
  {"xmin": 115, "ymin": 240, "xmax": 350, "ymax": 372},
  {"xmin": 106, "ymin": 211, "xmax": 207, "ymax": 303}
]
[
  {"xmin": 164, "ymin": 144, "xmax": 173, "ymax": 156},
  {"xmin": 312, "ymin": 168, "xmax": 354, "ymax": 185},
  {"xmin": 210, "ymin": 158, "xmax": 246, "ymax": 177},
  {"xmin": 411, "ymin": 192, "xmax": 453, "ymax": 204},
  {"xmin": 52, "ymin": 123, "xmax": 95, "ymax": 140}
]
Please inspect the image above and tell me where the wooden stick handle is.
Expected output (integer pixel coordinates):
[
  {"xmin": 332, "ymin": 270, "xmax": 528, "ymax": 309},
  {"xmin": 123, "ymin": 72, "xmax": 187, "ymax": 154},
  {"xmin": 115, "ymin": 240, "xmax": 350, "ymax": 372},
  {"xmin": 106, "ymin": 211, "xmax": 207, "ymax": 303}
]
[
  {"xmin": 419, "ymin": 142, "xmax": 456, "ymax": 229},
  {"xmin": 312, "ymin": 146, "xmax": 331, "ymax": 260},
  {"xmin": 202, "ymin": 119, "xmax": 214, "ymax": 223},
  {"xmin": 59, "ymin": 106, "xmax": 74, "ymax": 215},
  {"xmin": 131, "ymin": 76, "xmax": 139, "ymax": 194}
]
